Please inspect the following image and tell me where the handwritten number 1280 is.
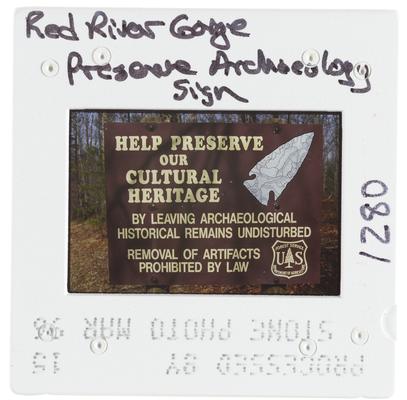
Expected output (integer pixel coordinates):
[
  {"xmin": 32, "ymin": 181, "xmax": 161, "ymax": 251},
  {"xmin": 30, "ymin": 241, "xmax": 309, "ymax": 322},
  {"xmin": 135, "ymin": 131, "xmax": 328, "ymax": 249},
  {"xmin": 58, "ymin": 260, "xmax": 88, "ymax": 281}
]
[{"xmin": 359, "ymin": 180, "xmax": 391, "ymax": 263}]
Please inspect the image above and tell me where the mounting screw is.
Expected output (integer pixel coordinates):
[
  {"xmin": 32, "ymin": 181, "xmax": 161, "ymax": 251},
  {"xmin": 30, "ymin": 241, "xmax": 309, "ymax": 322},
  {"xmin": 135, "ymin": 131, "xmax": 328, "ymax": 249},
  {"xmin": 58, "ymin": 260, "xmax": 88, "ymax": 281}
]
[
  {"xmin": 351, "ymin": 327, "xmax": 369, "ymax": 345},
  {"xmin": 350, "ymin": 328, "xmax": 369, "ymax": 345},
  {"xmin": 302, "ymin": 49, "xmax": 320, "ymax": 67},
  {"xmin": 90, "ymin": 337, "xmax": 108, "ymax": 354},
  {"xmin": 41, "ymin": 59, "xmax": 59, "ymax": 77},
  {"xmin": 299, "ymin": 338, "xmax": 317, "ymax": 356},
  {"xmin": 272, "ymin": 125, "xmax": 281, "ymax": 134},
  {"xmin": 353, "ymin": 62, "xmax": 372, "ymax": 80},
  {"xmin": 37, "ymin": 323, "xmax": 56, "ymax": 342},
  {"xmin": 92, "ymin": 47, "xmax": 111, "ymax": 66}
]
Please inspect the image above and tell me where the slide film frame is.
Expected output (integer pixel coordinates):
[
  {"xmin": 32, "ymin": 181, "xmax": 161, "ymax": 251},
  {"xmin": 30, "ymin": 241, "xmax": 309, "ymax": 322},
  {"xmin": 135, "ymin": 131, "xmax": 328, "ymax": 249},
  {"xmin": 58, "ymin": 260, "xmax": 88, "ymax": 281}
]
[{"xmin": 11, "ymin": 8, "xmax": 396, "ymax": 397}]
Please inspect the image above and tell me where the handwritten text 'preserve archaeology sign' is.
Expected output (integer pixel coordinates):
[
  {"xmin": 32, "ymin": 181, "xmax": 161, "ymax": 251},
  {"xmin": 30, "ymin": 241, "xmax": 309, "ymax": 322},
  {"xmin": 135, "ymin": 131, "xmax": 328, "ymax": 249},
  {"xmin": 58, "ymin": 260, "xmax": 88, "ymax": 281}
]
[{"xmin": 104, "ymin": 123, "xmax": 323, "ymax": 286}]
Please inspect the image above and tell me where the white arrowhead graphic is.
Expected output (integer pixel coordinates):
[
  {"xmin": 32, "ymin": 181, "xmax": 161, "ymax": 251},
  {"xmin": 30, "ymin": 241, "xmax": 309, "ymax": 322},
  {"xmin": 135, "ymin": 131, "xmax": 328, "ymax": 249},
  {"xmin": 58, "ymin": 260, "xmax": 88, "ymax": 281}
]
[{"xmin": 243, "ymin": 132, "xmax": 314, "ymax": 205}]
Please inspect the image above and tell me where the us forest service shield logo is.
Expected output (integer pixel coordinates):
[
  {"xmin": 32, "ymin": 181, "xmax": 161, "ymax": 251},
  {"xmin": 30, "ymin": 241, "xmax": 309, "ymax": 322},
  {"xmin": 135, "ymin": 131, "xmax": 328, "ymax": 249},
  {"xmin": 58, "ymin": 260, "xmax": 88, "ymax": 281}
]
[{"xmin": 271, "ymin": 240, "xmax": 309, "ymax": 279}]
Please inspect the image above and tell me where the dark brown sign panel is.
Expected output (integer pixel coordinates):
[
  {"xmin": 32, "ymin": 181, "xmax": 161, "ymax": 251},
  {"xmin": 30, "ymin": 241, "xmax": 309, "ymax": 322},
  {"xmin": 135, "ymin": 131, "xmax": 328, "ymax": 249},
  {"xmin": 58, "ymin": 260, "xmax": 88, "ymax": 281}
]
[{"xmin": 104, "ymin": 123, "xmax": 323, "ymax": 286}]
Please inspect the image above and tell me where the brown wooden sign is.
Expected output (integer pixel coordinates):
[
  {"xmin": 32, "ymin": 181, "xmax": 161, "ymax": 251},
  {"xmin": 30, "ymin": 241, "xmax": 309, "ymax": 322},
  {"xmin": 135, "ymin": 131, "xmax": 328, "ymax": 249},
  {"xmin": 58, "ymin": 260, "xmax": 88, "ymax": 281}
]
[{"xmin": 104, "ymin": 122, "xmax": 323, "ymax": 286}]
